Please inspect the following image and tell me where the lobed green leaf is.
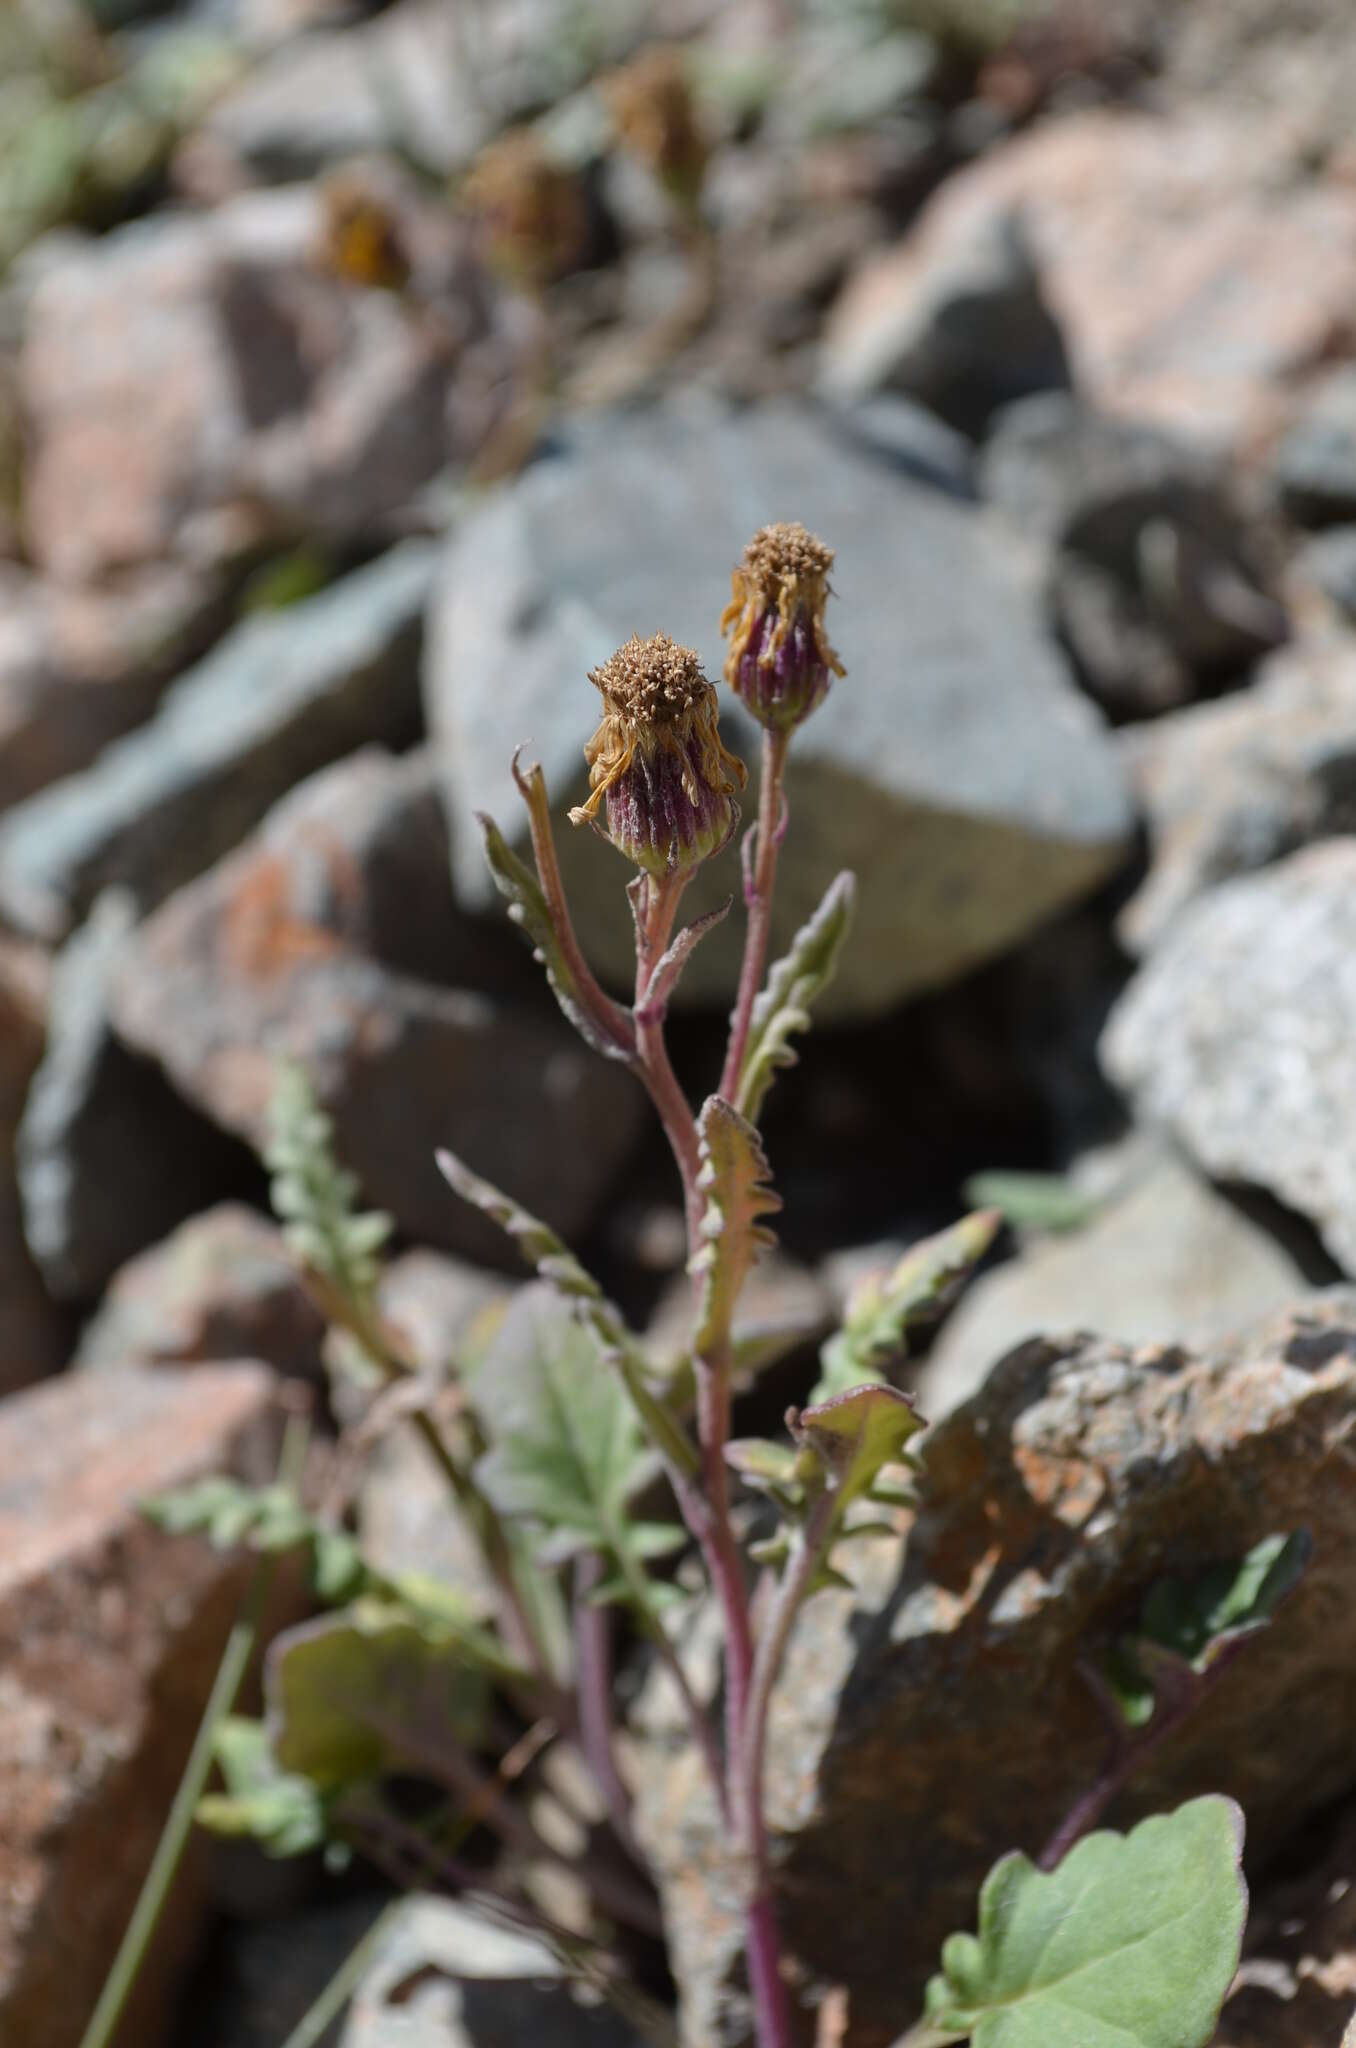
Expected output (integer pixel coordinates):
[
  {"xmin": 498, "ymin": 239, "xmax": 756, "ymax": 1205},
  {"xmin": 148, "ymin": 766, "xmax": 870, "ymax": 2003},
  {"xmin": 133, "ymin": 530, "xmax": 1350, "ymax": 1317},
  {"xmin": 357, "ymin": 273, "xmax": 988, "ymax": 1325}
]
[
  {"xmin": 689, "ymin": 1096, "xmax": 781, "ymax": 1359},
  {"xmin": 477, "ymin": 808, "xmax": 629, "ymax": 1062},
  {"xmin": 923, "ymin": 1796, "xmax": 1248, "ymax": 2048}
]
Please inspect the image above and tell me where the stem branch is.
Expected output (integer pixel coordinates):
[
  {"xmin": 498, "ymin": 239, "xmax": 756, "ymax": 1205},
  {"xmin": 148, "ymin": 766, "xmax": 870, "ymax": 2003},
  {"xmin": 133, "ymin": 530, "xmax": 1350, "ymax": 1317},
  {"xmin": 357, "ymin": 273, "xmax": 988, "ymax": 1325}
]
[{"xmin": 721, "ymin": 727, "xmax": 789, "ymax": 1104}]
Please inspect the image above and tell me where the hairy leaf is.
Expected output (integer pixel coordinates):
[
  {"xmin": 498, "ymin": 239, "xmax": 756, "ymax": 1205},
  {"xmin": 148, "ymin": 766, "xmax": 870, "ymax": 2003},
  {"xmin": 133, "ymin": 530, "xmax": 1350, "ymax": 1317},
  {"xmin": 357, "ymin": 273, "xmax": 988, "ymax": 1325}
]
[
  {"xmin": 470, "ymin": 1286, "xmax": 683, "ymax": 1622},
  {"xmin": 436, "ymin": 1149, "xmax": 697, "ymax": 1479},
  {"xmin": 266, "ymin": 1601, "xmax": 490, "ymax": 1791},
  {"xmin": 813, "ymin": 1210, "xmax": 1000, "ymax": 1401},
  {"xmin": 197, "ymin": 1717, "xmax": 327, "ymax": 1858},
  {"xmin": 689, "ymin": 1096, "xmax": 781, "ymax": 1357},
  {"xmin": 265, "ymin": 1063, "xmax": 391, "ymax": 1306},
  {"xmin": 792, "ymin": 1383, "xmax": 924, "ymax": 1512},
  {"xmin": 638, "ymin": 898, "xmax": 733, "ymax": 1021},
  {"xmin": 923, "ymin": 1797, "xmax": 1247, "ymax": 2047},
  {"xmin": 735, "ymin": 871, "xmax": 855, "ymax": 1122},
  {"xmin": 477, "ymin": 810, "xmax": 628, "ymax": 1061}
]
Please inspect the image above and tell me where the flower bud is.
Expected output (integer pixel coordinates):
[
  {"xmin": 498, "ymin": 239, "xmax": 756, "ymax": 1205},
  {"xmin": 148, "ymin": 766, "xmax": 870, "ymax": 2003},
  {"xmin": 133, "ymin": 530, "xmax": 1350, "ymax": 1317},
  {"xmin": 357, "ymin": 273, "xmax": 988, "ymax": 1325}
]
[
  {"xmin": 720, "ymin": 522, "xmax": 845, "ymax": 733},
  {"xmin": 569, "ymin": 633, "xmax": 746, "ymax": 876}
]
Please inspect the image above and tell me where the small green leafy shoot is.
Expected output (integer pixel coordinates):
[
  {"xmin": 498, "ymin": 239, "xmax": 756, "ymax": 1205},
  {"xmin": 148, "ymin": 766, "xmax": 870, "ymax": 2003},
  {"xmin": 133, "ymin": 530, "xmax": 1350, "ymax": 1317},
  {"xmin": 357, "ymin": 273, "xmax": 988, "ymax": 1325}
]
[
  {"xmin": 735, "ymin": 870, "xmax": 855, "ymax": 1123},
  {"xmin": 197, "ymin": 1717, "xmax": 328, "ymax": 1859},
  {"xmin": 922, "ymin": 1796, "xmax": 1248, "ymax": 2048},
  {"xmin": 963, "ymin": 1169, "xmax": 1097, "ymax": 1235},
  {"xmin": 813, "ymin": 1210, "xmax": 1000, "ymax": 1401},
  {"xmin": 265, "ymin": 1063, "xmax": 392, "ymax": 1316},
  {"xmin": 1099, "ymin": 1531, "xmax": 1312, "ymax": 1731}
]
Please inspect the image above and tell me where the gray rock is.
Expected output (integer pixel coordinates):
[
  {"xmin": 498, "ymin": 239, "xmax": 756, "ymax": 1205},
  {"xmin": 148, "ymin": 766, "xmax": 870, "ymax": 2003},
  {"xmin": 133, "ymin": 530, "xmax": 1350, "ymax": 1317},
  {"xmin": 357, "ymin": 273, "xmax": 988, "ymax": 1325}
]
[
  {"xmin": 1292, "ymin": 524, "xmax": 1356, "ymax": 620},
  {"xmin": 20, "ymin": 187, "xmax": 461, "ymax": 587},
  {"xmin": 340, "ymin": 1895, "xmax": 643, "ymax": 2046},
  {"xmin": 0, "ymin": 938, "xmax": 68, "ymax": 1385},
  {"xmin": 1103, "ymin": 839, "xmax": 1356, "ymax": 1273},
  {"xmin": 916, "ymin": 1135, "xmax": 1311, "ymax": 1420},
  {"xmin": 17, "ymin": 893, "xmax": 250, "ymax": 1301},
  {"xmin": 73, "ymin": 1202, "xmax": 326, "ymax": 1381},
  {"xmin": 428, "ymin": 398, "xmax": 1133, "ymax": 1020},
  {"xmin": 633, "ymin": 1287, "xmax": 1356, "ymax": 2046},
  {"xmin": 0, "ymin": 544, "xmax": 433, "ymax": 942},
  {"xmin": 831, "ymin": 392, "xmax": 977, "ymax": 501},
  {"xmin": 0, "ymin": 560, "xmax": 231, "ymax": 811},
  {"xmin": 1271, "ymin": 368, "xmax": 1356, "ymax": 526},
  {"xmin": 107, "ymin": 757, "xmax": 646, "ymax": 1264},
  {"xmin": 1117, "ymin": 635, "xmax": 1356, "ymax": 954},
  {"xmin": 983, "ymin": 393, "xmax": 1286, "ymax": 717},
  {"xmin": 817, "ymin": 208, "xmax": 1070, "ymax": 434}
]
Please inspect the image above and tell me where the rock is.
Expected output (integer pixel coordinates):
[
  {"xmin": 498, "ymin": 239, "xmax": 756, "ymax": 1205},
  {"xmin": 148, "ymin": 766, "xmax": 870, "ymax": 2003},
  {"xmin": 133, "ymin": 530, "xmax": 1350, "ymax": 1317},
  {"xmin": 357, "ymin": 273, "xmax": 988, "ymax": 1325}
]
[
  {"xmin": 1269, "ymin": 368, "xmax": 1356, "ymax": 526},
  {"xmin": 183, "ymin": 1894, "xmax": 391, "ymax": 2048},
  {"xmin": 358, "ymin": 1250, "xmax": 511, "ymax": 1597},
  {"xmin": 20, "ymin": 188, "xmax": 461, "ymax": 587},
  {"xmin": 822, "ymin": 108, "xmax": 1356, "ymax": 450},
  {"xmin": 634, "ymin": 1288, "xmax": 1356, "ymax": 2047},
  {"xmin": 428, "ymin": 398, "xmax": 1133, "ymax": 1020},
  {"xmin": 1292, "ymin": 525, "xmax": 1356, "ymax": 621},
  {"xmin": 830, "ymin": 393, "xmax": 977, "ymax": 502},
  {"xmin": 983, "ymin": 393, "xmax": 1286, "ymax": 713},
  {"xmin": 0, "ymin": 561, "xmax": 231, "ymax": 810},
  {"xmin": 73, "ymin": 1203, "xmax": 326, "ymax": 1381},
  {"xmin": 0, "ymin": 544, "xmax": 434, "ymax": 943},
  {"xmin": 17, "ymin": 892, "xmax": 253, "ymax": 1302},
  {"xmin": 916, "ymin": 1136, "xmax": 1311, "ymax": 1420},
  {"xmin": 340, "ymin": 1894, "xmax": 643, "ymax": 2046},
  {"xmin": 1117, "ymin": 635, "xmax": 1356, "ymax": 954},
  {"xmin": 0, "ymin": 937, "xmax": 68, "ymax": 1386},
  {"xmin": 1211, "ymin": 1793, "xmax": 1356, "ymax": 2048},
  {"xmin": 816, "ymin": 206, "xmax": 1071, "ymax": 434},
  {"xmin": 1102, "ymin": 840, "xmax": 1356, "ymax": 1274},
  {"xmin": 107, "ymin": 757, "xmax": 646, "ymax": 1263},
  {"xmin": 0, "ymin": 1359, "xmax": 284, "ymax": 2048}
]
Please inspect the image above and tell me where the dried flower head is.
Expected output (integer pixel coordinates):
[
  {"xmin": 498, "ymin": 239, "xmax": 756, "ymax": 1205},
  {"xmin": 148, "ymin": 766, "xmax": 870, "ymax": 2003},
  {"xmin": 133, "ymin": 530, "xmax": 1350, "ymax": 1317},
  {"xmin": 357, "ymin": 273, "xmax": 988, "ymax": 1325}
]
[
  {"xmin": 605, "ymin": 46, "xmax": 708, "ymax": 213},
  {"xmin": 319, "ymin": 171, "xmax": 412, "ymax": 291},
  {"xmin": 461, "ymin": 129, "xmax": 586, "ymax": 289},
  {"xmin": 720, "ymin": 522, "xmax": 845, "ymax": 733},
  {"xmin": 569, "ymin": 633, "xmax": 746, "ymax": 875}
]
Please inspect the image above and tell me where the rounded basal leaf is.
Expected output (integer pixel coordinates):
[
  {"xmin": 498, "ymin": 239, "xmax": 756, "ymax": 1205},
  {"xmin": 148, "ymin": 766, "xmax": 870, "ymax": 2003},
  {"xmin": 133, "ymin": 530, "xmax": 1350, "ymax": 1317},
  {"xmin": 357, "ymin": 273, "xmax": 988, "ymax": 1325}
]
[{"xmin": 924, "ymin": 1797, "xmax": 1248, "ymax": 2048}]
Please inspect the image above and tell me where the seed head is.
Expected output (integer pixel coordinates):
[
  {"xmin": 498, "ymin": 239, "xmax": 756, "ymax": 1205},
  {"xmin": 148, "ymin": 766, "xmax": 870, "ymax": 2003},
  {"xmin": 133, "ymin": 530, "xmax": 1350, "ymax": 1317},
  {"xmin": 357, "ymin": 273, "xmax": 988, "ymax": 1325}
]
[
  {"xmin": 461, "ymin": 128, "xmax": 586, "ymax": 289},
  {"xmin": 720, "ymin": 522, "xmax": 845, "ymax": 734},
  {"xmin": 605, "ymin": 46, "xmax": 708, "ymax": 213},
  {"xmin": 569, "ymin": 633, "xmax": 746, "ymax": 875}
]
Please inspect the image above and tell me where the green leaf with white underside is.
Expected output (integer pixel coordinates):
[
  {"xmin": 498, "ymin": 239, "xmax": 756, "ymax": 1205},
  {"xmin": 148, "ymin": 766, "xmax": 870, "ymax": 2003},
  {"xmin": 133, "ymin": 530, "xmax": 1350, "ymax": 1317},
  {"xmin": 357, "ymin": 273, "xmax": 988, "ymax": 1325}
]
[
  {"xmin": 923, "ymin": 1796, "xmax": 1248, "ymax": 2047},
  {"xmin": 792, "ymin": 1382, "xmax": 924, "ymax": 1514},
  {"xmin": 735, "ymin": 870, "xmax": 855, "ymax": 1122},
  {"xmin": 477, "ymin": 810, "xmax": 627, "ymax": 1060},
  {"xmin": 266, "ymin": 1601, "xmax": 490, "ymax": 1791},
  {"xmin": 197, "ymin": 1716, "xmax": 327, "ymax": 1858},
  {"xmin": 813, "ymin": 1209, "xmax": 1000, "ymax": 1401},
  {"xmin": 689, "ymin": 1096, "xmax": 781, "ymax": 1358},
  {"xmin": 470, "ymin": 1286, "xmax": 684, "ymax": 1622}
]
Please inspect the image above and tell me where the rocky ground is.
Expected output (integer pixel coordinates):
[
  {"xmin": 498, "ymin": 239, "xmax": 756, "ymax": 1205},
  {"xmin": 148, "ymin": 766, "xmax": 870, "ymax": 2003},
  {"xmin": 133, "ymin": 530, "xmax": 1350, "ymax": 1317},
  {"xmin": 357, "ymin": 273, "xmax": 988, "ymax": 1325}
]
[{"xmin": 7, "ymin": 0, "xmax": 1356, "ymax": 2043}]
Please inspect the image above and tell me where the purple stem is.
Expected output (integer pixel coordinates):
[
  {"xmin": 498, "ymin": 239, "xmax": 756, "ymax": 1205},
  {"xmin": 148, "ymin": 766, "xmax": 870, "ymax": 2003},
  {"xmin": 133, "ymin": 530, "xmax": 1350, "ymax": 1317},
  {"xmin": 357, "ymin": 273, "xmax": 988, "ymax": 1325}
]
[
  {"xmin": 574, "ymin": 1552, "xmax": 645, "ymax": 1867},
  {"xmin": 720, "ymin": 727, "xmax": 789, "ymax": 1105}
]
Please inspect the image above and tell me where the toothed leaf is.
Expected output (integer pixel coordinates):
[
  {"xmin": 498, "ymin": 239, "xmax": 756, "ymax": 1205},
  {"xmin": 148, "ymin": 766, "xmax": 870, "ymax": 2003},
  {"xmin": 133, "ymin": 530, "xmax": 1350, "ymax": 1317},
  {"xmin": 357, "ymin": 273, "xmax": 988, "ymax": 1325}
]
[
  {"xmin": 477, "ymin": 809, "xmax": 628, "ymax": 1061},
  {"xmin": 923, "ymin": 1797, "xmax": 1248, "ymax": 2047},
  {"xmin": 735, "ymin": 871, "xmax": 855, "ymax": 1122},
  {"xmin": 792, "ymin": 1383, "xmax": 924, "ymax": 1511},
  {"xmin": 813, "ymin": 1209, "xmax": 1000, "ymax": 1400},
  {"xmin": 689, "ymin": 1096, "xmax": 781, "ymax": 1357},
  {"xmin": 469, "ymin": 1286, "xmax": 680, "ymax": 1626}
]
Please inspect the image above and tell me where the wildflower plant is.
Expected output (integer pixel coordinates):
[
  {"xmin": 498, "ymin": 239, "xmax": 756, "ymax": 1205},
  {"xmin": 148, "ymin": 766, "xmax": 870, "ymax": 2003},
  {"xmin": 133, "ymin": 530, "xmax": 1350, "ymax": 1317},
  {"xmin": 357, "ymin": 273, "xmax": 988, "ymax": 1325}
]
[{"xmin": 136, "ymin": 524, "xmax": 1283, "ymax": 2048}]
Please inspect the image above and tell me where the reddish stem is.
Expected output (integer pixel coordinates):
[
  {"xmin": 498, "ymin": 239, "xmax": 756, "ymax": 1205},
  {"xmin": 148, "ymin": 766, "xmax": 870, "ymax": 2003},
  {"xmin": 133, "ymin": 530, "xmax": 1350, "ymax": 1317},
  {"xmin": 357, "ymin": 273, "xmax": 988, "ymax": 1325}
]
[{"xmin": 721, "ymin": 727, "xmax": 789, "ymax": 1105}]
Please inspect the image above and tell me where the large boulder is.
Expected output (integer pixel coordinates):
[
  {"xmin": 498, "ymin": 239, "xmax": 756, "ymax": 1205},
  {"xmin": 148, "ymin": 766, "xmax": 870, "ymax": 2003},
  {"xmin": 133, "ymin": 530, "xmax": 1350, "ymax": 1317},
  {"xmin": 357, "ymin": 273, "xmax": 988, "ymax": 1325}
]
[
  {"xmin": 1115, "ymin": 635, "xmax": 1356, "ymax": 954},
  {"xmin": 632, "ymin": 1288, "xmax": 1356, "ymax": 2046},
  {"xmin": 0, "ymin": 1360, "xmax": 284, "ymax": 2048},
  {"xmin": 427, "ymin": 398, "xmax": 1133, "ymax": 1020},
  {"xmin": 108, "ymin": 749, "xmax": 646, "ymax": 1263},
  {"xmin": 0, "ymin": 545, "xmax": 434, "ymax": 943},
  {"xmin": 916, "ymin": 1135, "xmax": 1311, "ymax": 1420},
  {"xmin": 1102, "ymin": 839, "xmax": 1356, "ymax": 1273},
  {"xmin": 821, "ymin": 108, "xmax": 1356, "ymax": 450}
]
